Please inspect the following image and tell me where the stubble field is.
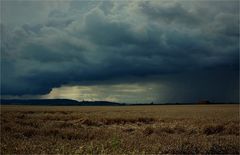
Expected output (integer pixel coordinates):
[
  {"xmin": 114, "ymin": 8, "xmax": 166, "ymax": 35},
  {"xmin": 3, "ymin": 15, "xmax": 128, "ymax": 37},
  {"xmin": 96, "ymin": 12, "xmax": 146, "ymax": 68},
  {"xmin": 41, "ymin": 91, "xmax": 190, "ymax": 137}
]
[{"xmin": 1, "ymin": 105, "xmax": 239, "ymax": 154}]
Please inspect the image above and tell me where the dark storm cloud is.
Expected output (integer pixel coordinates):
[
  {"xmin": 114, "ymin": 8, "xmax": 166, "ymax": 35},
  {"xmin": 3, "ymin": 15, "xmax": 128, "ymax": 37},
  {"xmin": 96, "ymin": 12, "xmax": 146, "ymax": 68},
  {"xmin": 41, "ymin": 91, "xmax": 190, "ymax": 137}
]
[
  {"xmin": 1, "ymin": 1, "xmax": 239, "ymax": 102},
  {"xmin": 140, "ymin": 1, "xmax": 202, "ymax": 26}
]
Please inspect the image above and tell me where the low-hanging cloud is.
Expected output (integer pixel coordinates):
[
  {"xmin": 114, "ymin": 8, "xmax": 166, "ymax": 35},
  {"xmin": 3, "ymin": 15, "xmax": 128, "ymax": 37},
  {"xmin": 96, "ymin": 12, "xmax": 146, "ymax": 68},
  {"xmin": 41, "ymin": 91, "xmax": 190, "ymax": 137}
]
[{"xmin": 1, "ymin": 1, "xmax": 239, "ymax": 102}]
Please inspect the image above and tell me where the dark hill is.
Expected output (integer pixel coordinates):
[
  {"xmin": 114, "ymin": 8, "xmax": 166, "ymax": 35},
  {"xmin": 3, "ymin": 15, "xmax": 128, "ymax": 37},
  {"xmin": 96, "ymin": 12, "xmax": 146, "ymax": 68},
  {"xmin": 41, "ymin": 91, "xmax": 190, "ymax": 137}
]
[
  {"xmin": 0, "ymin": 99, "xmax": 124, "ymax": 106},
  {"xmin": 0, "ymin": 99, "xmax": 237, "ymax": 106}
]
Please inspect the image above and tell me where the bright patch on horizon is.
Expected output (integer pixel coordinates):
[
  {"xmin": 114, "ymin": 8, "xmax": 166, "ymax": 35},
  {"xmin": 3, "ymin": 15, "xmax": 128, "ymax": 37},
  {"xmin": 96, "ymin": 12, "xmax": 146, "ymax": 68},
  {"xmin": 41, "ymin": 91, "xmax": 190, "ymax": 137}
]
[{"xmin": 42, "ymin": 83, "xmax": 167, "ymax": 103}]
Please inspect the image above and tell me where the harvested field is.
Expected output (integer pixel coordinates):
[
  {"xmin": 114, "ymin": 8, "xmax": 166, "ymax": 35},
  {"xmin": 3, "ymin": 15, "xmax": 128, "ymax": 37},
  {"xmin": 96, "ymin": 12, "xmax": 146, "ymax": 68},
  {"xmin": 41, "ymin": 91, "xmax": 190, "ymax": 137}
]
[{"xmin": 1, "ymin": 105, "xmax": 239, "ymax": 154}]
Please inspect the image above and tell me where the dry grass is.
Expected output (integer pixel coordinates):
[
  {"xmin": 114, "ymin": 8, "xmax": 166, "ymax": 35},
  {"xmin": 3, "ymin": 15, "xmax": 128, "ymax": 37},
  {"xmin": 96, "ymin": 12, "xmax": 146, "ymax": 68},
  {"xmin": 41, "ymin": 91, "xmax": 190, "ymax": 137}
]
[{"xmin": 1, "ymin": 104, "xmax": 239, "ymax": 154}]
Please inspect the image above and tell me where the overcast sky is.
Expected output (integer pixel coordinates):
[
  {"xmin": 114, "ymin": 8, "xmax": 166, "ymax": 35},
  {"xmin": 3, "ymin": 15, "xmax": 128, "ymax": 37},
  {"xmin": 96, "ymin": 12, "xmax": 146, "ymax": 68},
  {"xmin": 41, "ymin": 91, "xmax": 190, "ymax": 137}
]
[{"xmin": 1, "ymin": 0, "xmax": 239, "ymax": 103}]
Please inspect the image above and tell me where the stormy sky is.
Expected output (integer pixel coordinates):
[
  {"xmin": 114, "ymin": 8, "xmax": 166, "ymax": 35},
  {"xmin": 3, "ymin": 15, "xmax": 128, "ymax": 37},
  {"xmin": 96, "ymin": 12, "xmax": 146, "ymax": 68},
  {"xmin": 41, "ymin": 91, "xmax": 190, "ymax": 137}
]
[{"xmin": 1, "ymin": 0, "xmax": 239, "ymax": 103}]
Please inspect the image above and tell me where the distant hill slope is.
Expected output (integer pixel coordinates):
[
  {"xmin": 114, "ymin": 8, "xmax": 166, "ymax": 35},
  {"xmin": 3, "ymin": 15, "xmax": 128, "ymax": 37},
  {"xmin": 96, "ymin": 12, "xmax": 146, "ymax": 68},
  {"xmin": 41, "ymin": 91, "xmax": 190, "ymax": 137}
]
[
  {"xmin": 0, "ymin": 99, "xmax": 124, "ymax": 106},
  {"xmin": 0, "ymin": 99, "xmax": 238, "ymax": 106}
]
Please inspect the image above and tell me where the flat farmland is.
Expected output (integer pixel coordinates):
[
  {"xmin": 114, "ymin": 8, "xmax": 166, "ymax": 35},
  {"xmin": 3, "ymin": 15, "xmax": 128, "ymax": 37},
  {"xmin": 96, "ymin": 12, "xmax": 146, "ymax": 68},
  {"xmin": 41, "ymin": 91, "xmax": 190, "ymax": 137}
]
[{"xmin": 1, "ymin": 105, "xmax": 239, "ymax": 154}]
